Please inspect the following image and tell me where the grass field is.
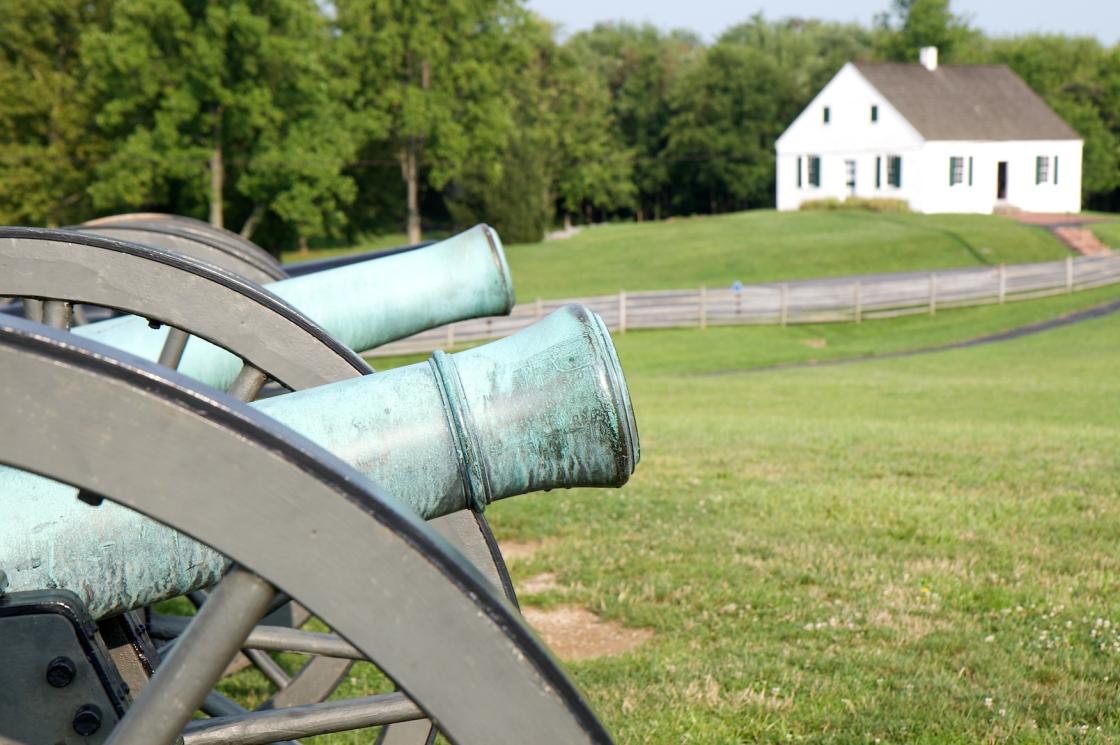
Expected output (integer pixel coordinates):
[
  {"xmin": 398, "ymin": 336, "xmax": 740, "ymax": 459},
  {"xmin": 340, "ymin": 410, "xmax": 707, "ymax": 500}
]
[
  {"xmin": 246, "ymin": 214, "xmax": 1120, "ymax": 742},
  {"xmin": 212, "ymin": 286, "xmax": 1117, "ymax": 743},
  {"xmin": 481, "ymin": 297, "xmax": 1120, "ymax": 743},
  {"xmin": 1090, "ymin": 221, "xmax": 1120, "ymax": 250},
  {"xmin": 283, "ymin": 210, "xmax": 1071, "ymax": 299}
]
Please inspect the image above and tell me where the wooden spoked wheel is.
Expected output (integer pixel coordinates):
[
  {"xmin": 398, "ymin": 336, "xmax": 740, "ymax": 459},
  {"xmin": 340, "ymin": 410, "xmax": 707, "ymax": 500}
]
[{"xmin": 0, "ymin": 228, "xmax": 528, "ymax": 742}]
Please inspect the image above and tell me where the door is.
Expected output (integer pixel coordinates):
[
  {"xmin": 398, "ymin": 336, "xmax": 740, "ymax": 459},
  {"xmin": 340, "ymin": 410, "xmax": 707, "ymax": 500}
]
[
  {"xmin": 996, "ymin": 161, "xmax": 1008, "ymax": 200},
  {"xmin": 845, "ymin": 159, "xmax": 856, "ymax": 196}
]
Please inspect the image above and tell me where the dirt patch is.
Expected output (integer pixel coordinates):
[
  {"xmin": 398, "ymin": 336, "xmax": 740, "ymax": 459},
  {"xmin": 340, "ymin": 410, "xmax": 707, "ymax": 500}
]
[
  {"xmin": 521, "ymin": 604, "xmax": 653, "ymax": 660},
  {"xmin": 801, "ymin": 337, "xmax": 828, "ymax": 349},
  {"xmin": 499, "ymin": 540, "xmax": 547, "ymax": 562},
  {"xmin": 518, "ymin": 572, "xmax": 561, "ymax": 595}
]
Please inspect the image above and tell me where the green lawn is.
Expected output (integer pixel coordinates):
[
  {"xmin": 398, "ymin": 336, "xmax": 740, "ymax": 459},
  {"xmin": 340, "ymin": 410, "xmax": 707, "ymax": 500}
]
[
  {"xmin": 503, "ymin": 211, "xmax": 1068, "ymax": 299},
  {"xmin": 225, "ymin": 286, "xmax": 1115, "ymax": 743},
  {"xmin": 480, "ymin": 298, "xmax": 1120, "ymax": 743},
  {"xmin": 282, "ymin": 211, "xmax": 1070, "ymax": 299},
  {"xmin": 1090, "ymin": 220, "xmax": 1120, "ymax": 250}
]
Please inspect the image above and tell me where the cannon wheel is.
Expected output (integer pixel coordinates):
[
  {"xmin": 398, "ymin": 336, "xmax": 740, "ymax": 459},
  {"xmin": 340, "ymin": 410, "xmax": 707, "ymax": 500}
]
[
  {"xmin": 0, "ymin": 227, "xmax": 520, "ymax": 732},
  {"xmin": 78, "ymin": 212, "xmax": 284, "ymax": 282},
  {"xmin": 0, "ymin": 314, "xmax": 611, "ymax": 745}
]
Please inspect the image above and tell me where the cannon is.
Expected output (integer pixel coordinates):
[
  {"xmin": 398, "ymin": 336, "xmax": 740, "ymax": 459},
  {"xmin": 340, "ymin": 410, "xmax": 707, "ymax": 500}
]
[{"xmin": 0, "ymin": 220, "xmax": 640, "ymax": 744}]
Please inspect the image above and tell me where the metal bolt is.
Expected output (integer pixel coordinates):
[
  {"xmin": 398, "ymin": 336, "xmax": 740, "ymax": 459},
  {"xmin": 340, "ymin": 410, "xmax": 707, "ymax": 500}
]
[
  {"xmin": 46, "ymin": 656, "xmax": 76, "ymax": 688},
  {"xmin": 72, "ymin": 704, "xmax": 102, "ymax": 736}
]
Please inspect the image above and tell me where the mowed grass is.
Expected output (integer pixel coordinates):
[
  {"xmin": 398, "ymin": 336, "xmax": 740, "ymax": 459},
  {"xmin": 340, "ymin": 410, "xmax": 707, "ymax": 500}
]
[
  {"xmin": 478, "ymin": 305, "xmax": 1120, "ymax": 743},
  {"xmin": 1089, "ymin": 220, "xmax": 1120, "ymax": 249},
  {"xmin": 281, "ymin": 210, "xmax": 1069, "ymax": 298},
  {"xmin": 263, "ymin": 288, "xmax": 1119, "ymax": 743},
  {"xmin": 503, "ymin": 211, "xmax": 1068, "ymax": 299}
]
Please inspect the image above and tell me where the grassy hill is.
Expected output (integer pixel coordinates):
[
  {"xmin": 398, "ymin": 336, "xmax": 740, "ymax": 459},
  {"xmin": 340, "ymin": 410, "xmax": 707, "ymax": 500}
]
[
  {"xmin": 1090, "ymin": 220, "xmax": 1120, "ymax": 249},
  {"xmin": 503, "ymin": 210, "xmax": 1068, "ymax": 299},
  {"xmin": 283, "ymin": 210, "xmax": 1071, "ymax": 300}
]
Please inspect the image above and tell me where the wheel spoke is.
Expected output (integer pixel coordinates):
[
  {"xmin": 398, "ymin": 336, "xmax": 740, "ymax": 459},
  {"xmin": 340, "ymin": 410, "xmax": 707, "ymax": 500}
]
[
  {"xmin": 244, "ymin": 648, "xmax": 292, "ymax": 689},
  {"xmin": 228, "ymin": 363, "xmax": 268, "ymax": 401},
  {"xmin": 106, "ymin": 568, "xmax": 276, "ymax": 745},
  {"xmin": 158, "ymin": 327, "xmax": 191, "ymax": 369},
  {"xmin": 22, "ymin": 297, "xmax": 43, "ymax": 322},
  {"xmin": 182, "ymin": 692, "xmax": 423, "ymax": 745},
  {"xmin": 42, "ymin": 299, "xmax": 73, "ymax": 330}
]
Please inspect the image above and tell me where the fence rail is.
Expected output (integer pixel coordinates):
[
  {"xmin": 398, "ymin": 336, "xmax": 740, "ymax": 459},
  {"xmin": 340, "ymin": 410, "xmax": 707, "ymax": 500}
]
[{"xmin": 369, "ymin": 254, "xmax": 1120, "ymax": 356}]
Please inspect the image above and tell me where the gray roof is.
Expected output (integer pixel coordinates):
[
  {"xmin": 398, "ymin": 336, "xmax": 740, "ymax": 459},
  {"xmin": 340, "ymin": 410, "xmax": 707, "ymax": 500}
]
[{"xmin": 853, "ymin": 62, "xmax": 1080, "ymax": 141}]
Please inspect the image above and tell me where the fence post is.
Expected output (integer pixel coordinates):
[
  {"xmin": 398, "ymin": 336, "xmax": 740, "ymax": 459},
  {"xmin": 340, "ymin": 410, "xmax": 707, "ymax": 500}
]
[
  {"xmin": 928, "ymin": 273, "xmax": 937, "ymax": 315},
  {"xmin": 618, "ymin": 290, "xmax": 627, "ymax": 334},
  {"xmin": 779, "ymin": 284, "xmax": 789, "ymax": 326},
  {"xmin": 998, "ymin": 264, "xmax": 1006, "ymax": 304},
  {"xmin": 446, "ymin": 323, "xmax": 455, "ymax": 349},
  {"xmin": 535, "ymin": 297, "xmax": 544, "ymax": 319},
  {"xmin": 1066, "ymin": 255, "xmax": 1074, "ymax": 293},
  {"xmin": 699, "ymin": 286, "xmax": 707, "ymax": 329},
  {"xmin": 853, "ymin": 281, "xmax": 862, "ymax": 324}
]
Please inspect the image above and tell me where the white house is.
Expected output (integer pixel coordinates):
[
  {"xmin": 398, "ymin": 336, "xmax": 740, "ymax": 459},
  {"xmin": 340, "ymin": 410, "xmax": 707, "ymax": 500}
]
[{"xmin": 775, "ymin": 47, "xmax": 1083, "ymax": 214}]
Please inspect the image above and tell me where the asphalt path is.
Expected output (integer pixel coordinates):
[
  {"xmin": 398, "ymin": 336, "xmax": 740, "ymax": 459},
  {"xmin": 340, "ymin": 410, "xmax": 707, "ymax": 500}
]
[{"xmin": 702, "ymin": 296, "xmax": 1120, "ymax": 376}]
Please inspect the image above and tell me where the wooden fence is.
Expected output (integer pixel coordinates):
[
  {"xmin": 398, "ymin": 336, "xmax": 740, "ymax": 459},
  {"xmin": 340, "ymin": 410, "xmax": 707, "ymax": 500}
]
[{"xmin": 369, "ymin": 254, "xmax": 1120, "ymax": 356}]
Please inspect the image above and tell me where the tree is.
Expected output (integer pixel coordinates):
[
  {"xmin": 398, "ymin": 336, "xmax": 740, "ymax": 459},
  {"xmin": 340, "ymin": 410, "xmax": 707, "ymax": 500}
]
[
  {"xmin": 720, "ymin": 15, "xmax": 875, "ymax": 106},
  {"xmin": 335, "ymin": 0, "xmax": 524, "ymax": 243},
  {"xmin": 568, "ymin": 23, "xmax": 702, "ymax": 220},
  {"xmin": 446, "ymin": 15, "xmax": 633, "ymax": 242},
  {"xmin": 0, "ymin": 1, "xmax": 111, "ymax": 226},
  {"xmin": 82, "ymin": 0, "xmax": 356, "ymax": 246},
  {"xmin": 986, "ymin": 35, "xmax": 1120, "ymax": 207},
  {"xmin": 665, "ymin": 43, "xmax": 801, "ymax": 213},
  {"xmin": 874, "ymin": 0, "xmax": 979, "ymax": 63}
]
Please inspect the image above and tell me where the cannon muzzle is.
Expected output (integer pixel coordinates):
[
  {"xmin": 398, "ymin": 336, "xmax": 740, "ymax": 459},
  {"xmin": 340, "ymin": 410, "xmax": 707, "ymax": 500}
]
[
  {"xmin": 71, "ymin": 224, "xmax": 515, "ymax": 388},
  {"xmin": 0, "ymin": 306, "xmax": 637, "ymax": 618}
]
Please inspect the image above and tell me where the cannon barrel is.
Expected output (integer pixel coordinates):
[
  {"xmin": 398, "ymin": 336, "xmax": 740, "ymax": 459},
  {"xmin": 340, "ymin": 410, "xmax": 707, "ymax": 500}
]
[
  {"xmin": 70, "ymin": 224, "xmax": 514, "ymax": 389},
  {"xmin": 0, "ymin": 305, "xmax": 637, "ymax": 618}
]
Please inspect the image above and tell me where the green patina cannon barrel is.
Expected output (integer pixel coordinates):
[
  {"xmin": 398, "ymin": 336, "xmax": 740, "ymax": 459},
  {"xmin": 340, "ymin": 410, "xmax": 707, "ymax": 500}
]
[
  {"xmin": 0, "ymin": 305, "xmax": 638, "ymax": 618},
  {"xmin": 71, "ymin": 223, "xmax": 514, "ymax": 388}
]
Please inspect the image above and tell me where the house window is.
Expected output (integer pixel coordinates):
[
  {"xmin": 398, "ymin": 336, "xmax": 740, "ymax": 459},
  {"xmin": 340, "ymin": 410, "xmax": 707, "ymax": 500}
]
[
  {"xmin": 808, "ymin": 155, "xmax": 821, "ymax": 187},
  {"xmin": 1053, "ymin": 155, "xmax": 1059, "ymax": 184},
  {"xmin": 797, "ymin": 157, "xmax": 803, "ymax": 188},
  {"xmin": 876, "ymin": 156, "xmax": 882, "ymax": 188},
  {"xmin": 1036, "ymin": 156, "xmax": 1050, "ymax": 184},
  {"xmin": 888, "ymin": 156, "xmax": 902, "ymax": 188},
  {"xmin": 823, "ymin": 107, "xmax": 830, "ymax": 124},
  {"xmin": 949, "ymin": 156, "xmax": 965, "ymax": 186},
  {"xmin": 870, "ymin": 105, "xmax": 878, "ymax": 122}
]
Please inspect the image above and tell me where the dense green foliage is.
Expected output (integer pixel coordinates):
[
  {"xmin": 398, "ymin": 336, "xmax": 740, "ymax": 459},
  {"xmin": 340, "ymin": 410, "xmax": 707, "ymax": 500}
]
[{"xmin": 0, "ymin": 0, "xmax": 1117, "ymax": 250}]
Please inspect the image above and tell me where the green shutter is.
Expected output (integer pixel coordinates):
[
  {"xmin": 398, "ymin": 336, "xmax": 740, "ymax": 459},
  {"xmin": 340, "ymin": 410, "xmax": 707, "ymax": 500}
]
[
  {"xmin": 876, "ymin": 156, "xmax": 881, "ymax": 188},
  {"xmin": 968, "ymin": 157, "xmax": 973, "ymax": 186},
  {"xmin": 1054, "ymin": 156, "xmax": 1059, "ymax": 185}
]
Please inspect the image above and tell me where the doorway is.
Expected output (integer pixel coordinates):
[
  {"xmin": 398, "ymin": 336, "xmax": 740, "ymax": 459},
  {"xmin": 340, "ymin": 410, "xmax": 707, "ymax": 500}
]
[
  {"xmin": 996, "ymin": 161, "xmax": 1008, "ymax": 200},
  {"xmin": 845, "ymin": 159, "xmax": 856, "ymax": 195}
]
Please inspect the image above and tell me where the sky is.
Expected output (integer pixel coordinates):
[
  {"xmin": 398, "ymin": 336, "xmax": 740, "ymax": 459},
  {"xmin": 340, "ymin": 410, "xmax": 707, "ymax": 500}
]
[{"xmin": 525, "ymin": 0, "xmax": 1119, "ymax": 46}]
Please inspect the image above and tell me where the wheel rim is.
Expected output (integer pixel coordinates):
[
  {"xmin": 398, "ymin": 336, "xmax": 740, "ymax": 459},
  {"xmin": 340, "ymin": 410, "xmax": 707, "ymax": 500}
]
[{"xmin": 0, "ymin": 315, "xmax": 612, "ymax": 745}]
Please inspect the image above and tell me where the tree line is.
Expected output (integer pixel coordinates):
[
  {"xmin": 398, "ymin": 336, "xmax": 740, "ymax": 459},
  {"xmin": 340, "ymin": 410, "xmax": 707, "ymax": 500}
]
[{"xmin": 0, "ymin": 0, "xmax": 1117, "ymax": 251}]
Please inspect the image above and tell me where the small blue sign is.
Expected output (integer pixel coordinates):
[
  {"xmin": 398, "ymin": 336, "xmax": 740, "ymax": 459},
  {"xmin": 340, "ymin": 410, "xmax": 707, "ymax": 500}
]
[{"xmin": 731, "ymin": 280, "xmax": 743, "ymax": 293}]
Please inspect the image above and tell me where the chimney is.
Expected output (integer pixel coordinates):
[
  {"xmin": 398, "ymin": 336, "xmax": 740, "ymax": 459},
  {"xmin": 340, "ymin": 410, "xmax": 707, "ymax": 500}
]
[{"xmin": 919, "ymin": 46, "xmax": 938, "ymax": 71}]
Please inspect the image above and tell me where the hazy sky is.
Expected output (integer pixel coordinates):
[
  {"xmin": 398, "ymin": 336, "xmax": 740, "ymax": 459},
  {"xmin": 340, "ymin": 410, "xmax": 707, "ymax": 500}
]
[{"xmin": 525, "ymin": 0, "xmax": 1119, "ymax": 46}]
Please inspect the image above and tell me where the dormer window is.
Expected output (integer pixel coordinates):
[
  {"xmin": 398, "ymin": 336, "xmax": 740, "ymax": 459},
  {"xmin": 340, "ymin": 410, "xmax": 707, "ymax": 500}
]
[
  {"xmin": 871, "ymin": 105, "xmax": 878, "ymax": 122},
  {"xmin": 823, "ymin": 106, "xmax": 830, "ymax": 124}
]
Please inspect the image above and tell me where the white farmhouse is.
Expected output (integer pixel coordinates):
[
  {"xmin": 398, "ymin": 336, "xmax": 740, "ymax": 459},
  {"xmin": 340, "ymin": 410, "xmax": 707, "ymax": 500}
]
[{"xmin": 775, "ymin": 47, "xmax": 1082, "ymax": 214}]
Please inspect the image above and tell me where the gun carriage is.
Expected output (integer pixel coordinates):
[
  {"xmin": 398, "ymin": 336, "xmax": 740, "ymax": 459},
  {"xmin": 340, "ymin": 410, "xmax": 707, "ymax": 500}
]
[{"xmin": 0, "ymin": 218, "xmax": 639, "ymax": 744}]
